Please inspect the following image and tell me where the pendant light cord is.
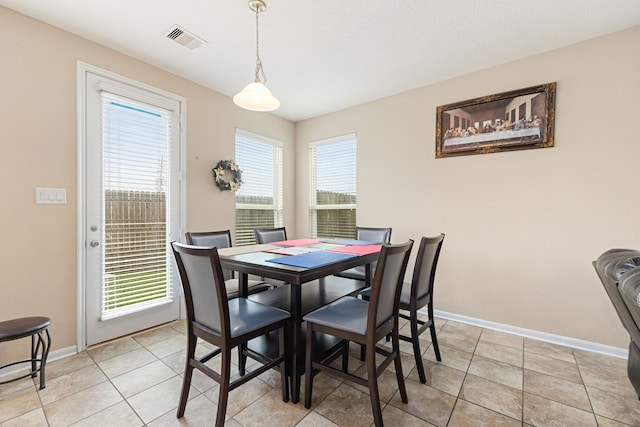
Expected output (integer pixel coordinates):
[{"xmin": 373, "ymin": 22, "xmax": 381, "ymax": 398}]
[{"xmin": 254, "ymin": 5, "xmax": 267, "ymax": 84}]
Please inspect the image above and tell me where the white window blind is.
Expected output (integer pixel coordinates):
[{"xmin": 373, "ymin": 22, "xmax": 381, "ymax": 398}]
[
  {"xmin": 309, "ymin": 134, "xmax": 357, "ymax": 238},
  {"xmin": 100, "ymin": 91, "xmax": 174, "ymax": 319},
  {"xmin": 235, "ymin": 129, "xmax": 283, "ymax": 245}
]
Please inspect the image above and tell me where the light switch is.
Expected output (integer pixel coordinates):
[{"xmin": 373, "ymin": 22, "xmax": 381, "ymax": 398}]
[{"xmin": 35, "ymin": 187, "xmax": 67, "ymax": 205}]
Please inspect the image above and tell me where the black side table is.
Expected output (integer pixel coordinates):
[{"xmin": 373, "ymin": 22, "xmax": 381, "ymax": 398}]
[{"xmin": 0, "ymin": 316, "xmax": 51, "ymax": 389}]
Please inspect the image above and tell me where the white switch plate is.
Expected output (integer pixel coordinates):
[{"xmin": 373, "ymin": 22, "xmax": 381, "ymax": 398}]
[{"xmin": 35, "ymin": 187, "xmax": 67, "ymax": 204}]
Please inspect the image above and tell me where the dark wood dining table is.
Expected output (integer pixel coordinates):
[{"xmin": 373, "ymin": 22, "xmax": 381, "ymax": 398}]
[{"xmin": 217, "ymin": 242, "xmax": 380, "ymax": 403}]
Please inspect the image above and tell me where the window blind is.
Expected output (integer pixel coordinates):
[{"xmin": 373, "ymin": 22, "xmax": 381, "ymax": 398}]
[
  {"xmin": 309, "ymin": 134, "xmax": 357, "ymax": 238},
  {"xmin": 100, "ymin": 91, "xmax": 174, "ymax": 320},
  {"xmin": 235, "ymin": 129, "xmax": 283, "ymax": 245}
]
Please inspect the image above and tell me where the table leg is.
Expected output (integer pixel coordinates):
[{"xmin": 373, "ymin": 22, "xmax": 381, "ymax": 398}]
[
  {"xmin": 290, "ymin": 284, "xmax": 302, "ymax": 403},
  {"xmin": 238, "ymin": 272, "xmax": 249, "ymax": 375}
]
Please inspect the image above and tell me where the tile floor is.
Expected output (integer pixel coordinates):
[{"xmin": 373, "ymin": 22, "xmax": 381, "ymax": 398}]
[{"xmin": 2, "ymin": 317, "xmax": 640, "ymax": 426}]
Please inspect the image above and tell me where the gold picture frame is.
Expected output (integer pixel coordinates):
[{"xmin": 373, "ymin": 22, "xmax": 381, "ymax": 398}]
[{"xmin": 436, "ymin": 82, "xmax": 556, "ymax": 158}]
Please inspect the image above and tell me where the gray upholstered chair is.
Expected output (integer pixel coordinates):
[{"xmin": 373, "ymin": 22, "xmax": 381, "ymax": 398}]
[
  {"xmin": 185, "ymin": 230, "xmax": 271, "ymax": 298},
  {"xmin": 361, "ymin": 234, "xmax": 445, "ymax": 383},
  {"xmin": 594, "ymin": 249, "xmax": 640, "ymax": 399},
  {"xmin": 303, "ymin": 240, "xmax": 413, "ymax": 427},
  {"xmin": 171, "ymin": 242, "xmax": 290, "ymax": 427},
  {"xmin": 253, "ymin": 226, "xmax": 287, "ymax": 244},
  {"xmin": 334, "ymin": 226, "xmax": 392, "ymax": 282}
]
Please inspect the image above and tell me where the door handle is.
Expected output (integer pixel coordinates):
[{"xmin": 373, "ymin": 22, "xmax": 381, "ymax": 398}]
[{"xmin": 90, "ymin": 240, "xmax": 100, "ymax": 248}]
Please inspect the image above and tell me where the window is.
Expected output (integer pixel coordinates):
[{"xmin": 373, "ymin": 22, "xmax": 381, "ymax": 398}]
[
  {"xmin": 235, "ymin": 129, "xmax": 283, "ymax": 245},
  {"xmin": 309, "ymin": 134, "xmax": 357, "ymax": 238}
]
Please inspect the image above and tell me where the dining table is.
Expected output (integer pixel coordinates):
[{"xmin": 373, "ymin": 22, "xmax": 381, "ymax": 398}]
[{"xmin": 217, "ymin": 238, "xmax": 382, "ymax": 403}]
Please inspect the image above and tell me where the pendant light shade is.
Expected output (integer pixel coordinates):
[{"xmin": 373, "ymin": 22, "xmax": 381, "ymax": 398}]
[
  {"xmin": 233, "ymin": 81, "xmax": 280, "ymax": 112},
  {"xmin": 234, "ymin": 0, "xmax": 280, "ymax": 112}
]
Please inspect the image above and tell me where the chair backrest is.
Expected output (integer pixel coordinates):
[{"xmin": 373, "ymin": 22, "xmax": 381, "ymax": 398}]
[
  {"xmin": 367, "ymin": 240, "xmax": 413, "ymax": 328},
  {"xmin": 254, "ymin": 227, "xmax": 287, "ymax": 244},
  {"xmin": 356, "ymin": 226, "xmax": 392, "ymax": 244},
  {"xmin": 411, "ymin": 234, "xmax": 445, "ymax": 303},
  {"xmin": 185, "ymin": 230, "xmax": 233, "ymax": 280},
  {"xmin": 171, "ymin": 242, "xmax": 229, "ymax": 336}
]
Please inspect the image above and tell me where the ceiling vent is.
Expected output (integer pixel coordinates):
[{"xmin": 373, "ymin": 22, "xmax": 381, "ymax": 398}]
[{"xmin": 165, "ymin": 25, "xmax": 206, "ymax": 50}]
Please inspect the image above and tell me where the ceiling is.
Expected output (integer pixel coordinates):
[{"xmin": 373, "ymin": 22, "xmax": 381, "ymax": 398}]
[{"xmin": 2, "ymin": 0, "xmax": 640, "ymax": 122}]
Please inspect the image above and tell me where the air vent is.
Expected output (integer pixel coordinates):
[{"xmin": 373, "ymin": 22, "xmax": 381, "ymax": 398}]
[{"xmin": 164, "ymin": 25, "xmax": 206, "ymax": 50}]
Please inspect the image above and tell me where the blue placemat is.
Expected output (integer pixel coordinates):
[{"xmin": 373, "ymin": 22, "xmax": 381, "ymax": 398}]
[
  {"xmin": 266, "ymin": 251, "xmax": 357, "ymax": 268},
  {"xmin": 320, "ymin": 238, "xmax": 381, "ymax": 246}
]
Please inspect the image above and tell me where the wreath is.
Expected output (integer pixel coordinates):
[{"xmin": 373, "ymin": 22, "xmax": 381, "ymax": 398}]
[{"xmin": 212, "ymin": 160, "xmax": 243, "ymax": 192}]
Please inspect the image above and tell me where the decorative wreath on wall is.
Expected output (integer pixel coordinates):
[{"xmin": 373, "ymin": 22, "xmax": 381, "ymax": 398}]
[{"xmin": 212, "ymin": 160, "xmax": 243, "ymax": 192}]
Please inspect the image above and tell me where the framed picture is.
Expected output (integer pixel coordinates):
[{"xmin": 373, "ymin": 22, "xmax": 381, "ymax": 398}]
[{"xmin": 435, "ymin": 82, "xmax": 556, "ymax": 158}]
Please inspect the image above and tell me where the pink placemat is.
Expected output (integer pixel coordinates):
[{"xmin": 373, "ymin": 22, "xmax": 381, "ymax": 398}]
[
  {"xmin": 270, "ymin": 238, "xmax": 321, "ymax": 247},
  {"xmin": 328, "ymin": 244, "xmax": 381, "ymax": 255}
]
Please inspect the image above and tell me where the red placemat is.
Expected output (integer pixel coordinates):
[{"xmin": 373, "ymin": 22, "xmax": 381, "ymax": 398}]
[
  {"xmin": 328, "ymin": 244, "xmax": 381, "ymax": 255},
  {"xmin": 270, "ymin": 238, "xmax": 321, "ymax": 247}
]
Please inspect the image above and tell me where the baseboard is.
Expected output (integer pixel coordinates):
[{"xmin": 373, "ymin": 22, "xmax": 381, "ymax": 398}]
[
  {"xmin": 431, "ymin": 309, "xmax": 628, "ymax": 359},
  {"xmin": 0, "ymin": 345, "xmax": 78, "ymax": 382}
]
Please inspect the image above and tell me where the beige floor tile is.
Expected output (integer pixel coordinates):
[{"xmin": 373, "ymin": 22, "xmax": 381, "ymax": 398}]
[
  {"xmin": 127, "ymin": 376, "xmax": 197, "ymax": 424},
  {"xmin": 133, "ymin": 325, "xmax": 182, "ymax": 347},
  {"xmin": 441, "ymin": 321, "xmax": 483, "ymax": 341},
  {"xmin": 437, "ymin": 330, "xmax": 479, "ymax": 353},
  {"xmin": 389, "ymin": 378, "xmax": 456, "ymax": 426},
  {"xmin": 234, "ymin": 388, "xmax": 310, "ymax": 427},
  {"xmin": 0, "ymin": 407, "xmax": 48, "ymax": 427},
  {"xmin": 313, "ymin": 383, "xmax": 377, "ymax": 427},
  {"xmin": 459, "ymin": 373, "xmax": 522, "ymax": 420},
  {"xmin": 38, "ymin": 364, "xmax": 107, "ymax": 405},
  {"xmin": 145, "ymin": 335, "xmax": 187, "ymax": 359},
  {"xmin": 382, "ymin": 403, "xmax": 435, "ymax": 426},
  {"xmin": 147, "ymin": 394, "xmax": 219, "ymax": 427},
  {"xmin": 0, "ymin": 377, "xmax": 34, "ymax": 400},
  {"xmin": 448, "ymin": 399, "xmax": 521, "ymax": 427},
  {"xmin": 300, "ymin": 372, "xmax": 343, "ymax": 409},
  {"xmin": 96, "ymin": 347, "xmax": 157, "ymax": 378},
  {"xmin": 111, "ymin": 360, "xmax": 177, "ymax": 398},
  {"xmin": 586, "ymin": 385, "xmax": 640, "ymax": 425},
  {"xmin": 204, "ymin": 377, "xmax": 272, "ymax": 417},
  {"xmin": 474, "ymin": 339, "xmax": 523, "ymax": 367},
  {"xmin": 479, "ymin": 329, "xmax": 524, "ymax": 350},
  {"xmin": 468, "ymin": 355, "xmax": 523, "ymax": 390},
  {"xmin": 523, "ymin": 393, "xmax": 597, "ymax": 427},
  {"xmin": 595, "ymin": 414, "xmax": 635, "ymax": 426},
  {"xmin": 579, "ymin": 363, "xmax": 638, "ymax": 400},
  {"xmin": 573, "ymin": 349, "xmax": 627, "ymax": 373},
  {"xmin": 523, "ymin": 351, "xmax": 582, "ymax": 383},
  {"xmin": 71, "ymin": 401, "xmax": 143, "ymax": 427},
  {"xmin": 0, "ymin": 387, "xmax": 42, "ymax": 424},
  {"xmin": 524, "ymin": 338, "xmax": 576, "ymax": 363},
  {"xmin": 86, "ymin": 336, "xmax": 142, "ymax": 363},
  {"xmin": 43, "ymin": 381, "xmax": 123, "ymax": 427},
  {"xmin": 45, "ymin": 353, "xmax": 95, "ymax": 381},
  {"xmin": 524, "ymin": 369, "xmax": 591, "ymax": 411},
  {"xmin": 407, "ymin": 358, "xmax": 466, "ymax": 396},
  {"xmin": 423, "ymin": 344, "xmax": 473, "ymax": 372},
  {"xmin": 296, "ymin": 411, "xmax": 341, "ymax": 427}
]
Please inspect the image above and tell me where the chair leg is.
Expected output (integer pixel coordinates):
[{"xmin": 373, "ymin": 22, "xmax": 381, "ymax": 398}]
[
  {"xmin": 238, "ymin": 343, "xmax": 247, "ymax": 376},
  {"xmin": 177, "ymin": 334, "xmax": 197, "ymax": 418},
  {"xmin": 341, "ymin": 340, "xmax": 349, "ymax": 372},
  {"xmin": 410, "ymin": 312, "xmax": 426, "ymax": 384},
  {"xmin": 280, "ymin": 325, "xmax": 290, "ymax": 402},
  {"xmin": 392, "ymin": 329, "xmax": 408, "ymax": 404},
  {"xmin": 38, "ymin": 329, "xmax": 51, "ymax": 390},
  {"xmin": 359, "ymin": 343, "xmax": 365, "ymax": 361},
  {"xmin": 429, "ymin": 322, "xmax": 441, "ymax": 361},
  {"xmin": 304, "ymin": 323, "xmax": 314, "ymax": 409},
  {"xmin": 215, "ymin": 347, "xmax": 232, "ymax": 427},
  {"xmin": 365, "ymin": 342, "xmax": 384, "ymax": 427}
]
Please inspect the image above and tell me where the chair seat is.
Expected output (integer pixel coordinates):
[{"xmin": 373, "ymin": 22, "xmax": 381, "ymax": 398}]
[
  {"xmin": 228, "ymin": 298, "xmax": 290, "ymax": 338},
  {"xmin": 0, "ymin": 317, "xmax": 51, "ymax": 341},
  {"xmin": 303, "ymin": 296, "xmax": 368, "ymax": 335},
  {"xmin": 360, "ymin": 282, "xmax": 419, "ymax": 307}
]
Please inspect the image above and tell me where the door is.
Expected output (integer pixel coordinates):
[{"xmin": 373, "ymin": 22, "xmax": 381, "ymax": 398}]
[{"xmin": 81, "ymin": 67, "xmax": 183, "ymax": 346}]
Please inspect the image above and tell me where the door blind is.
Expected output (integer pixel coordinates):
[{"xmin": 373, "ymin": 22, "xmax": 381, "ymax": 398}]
[{"xmin": 100, "ymin": 91, "xmax": 174, "ymax": 320}]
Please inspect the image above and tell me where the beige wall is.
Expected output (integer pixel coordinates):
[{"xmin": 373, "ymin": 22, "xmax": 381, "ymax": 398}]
[
  {"xmin": 295, "ymin": 25, "xmax": 640, "ymax": 349},
  {"xmin": 1, "ymin": 4, "xmax": 638, "ymax": 364},
  {"xmin": 0, "ymin": 7, "xmax": 295, "ymax": 362}
]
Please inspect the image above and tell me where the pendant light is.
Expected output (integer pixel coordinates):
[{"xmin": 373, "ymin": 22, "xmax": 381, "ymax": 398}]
[{"xmin": 233, "ymin": 0, "xmax": 280, "ymax": 112}]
